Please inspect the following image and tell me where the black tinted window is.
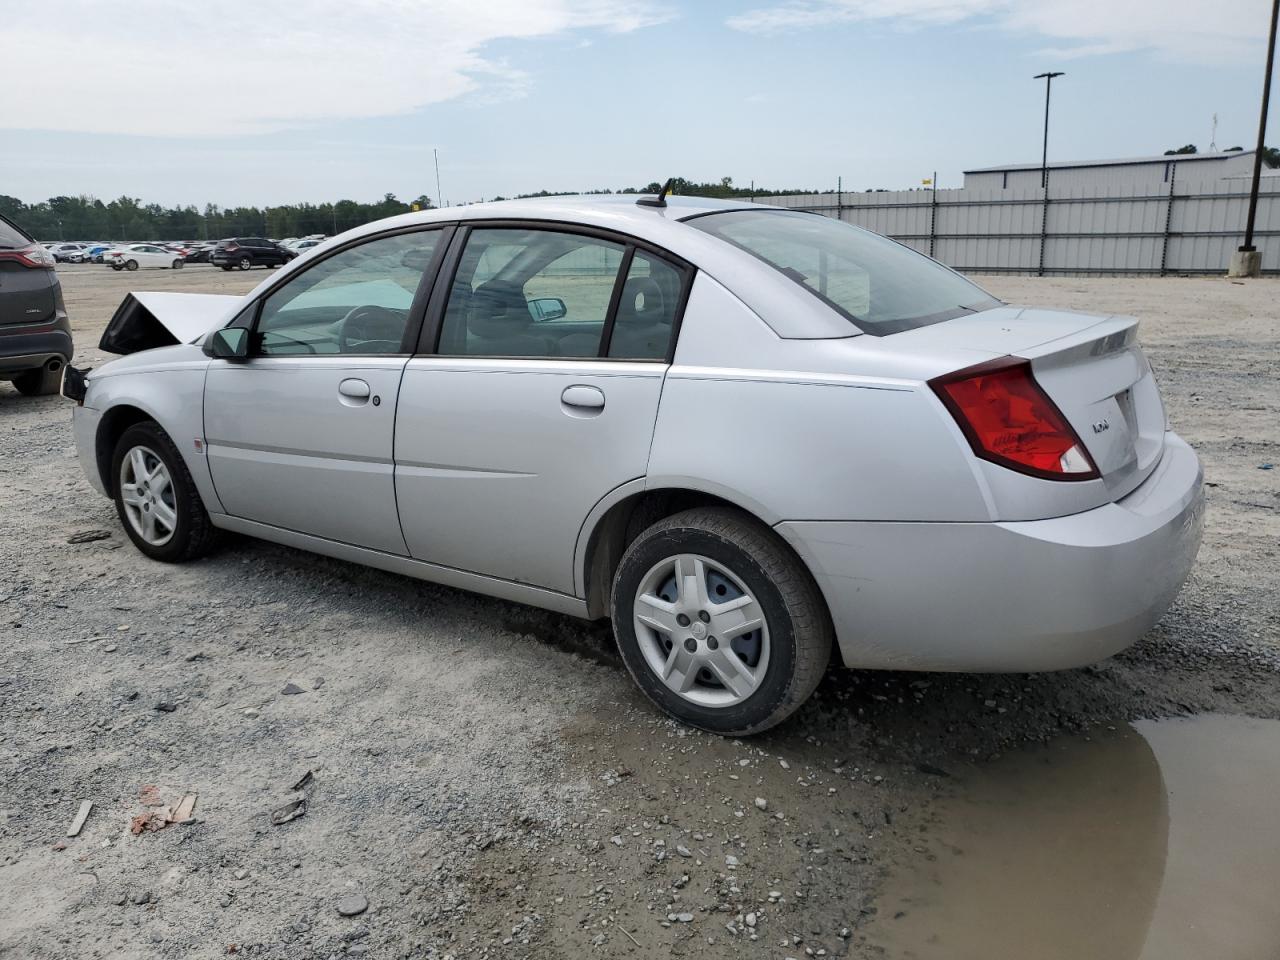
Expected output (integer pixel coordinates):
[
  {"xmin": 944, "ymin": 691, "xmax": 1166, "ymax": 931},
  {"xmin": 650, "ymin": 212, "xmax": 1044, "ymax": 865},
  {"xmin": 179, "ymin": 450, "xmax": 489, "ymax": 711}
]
[{"xmin": 0, "ymin": 217, "xmax": 30, "ymax": 248}]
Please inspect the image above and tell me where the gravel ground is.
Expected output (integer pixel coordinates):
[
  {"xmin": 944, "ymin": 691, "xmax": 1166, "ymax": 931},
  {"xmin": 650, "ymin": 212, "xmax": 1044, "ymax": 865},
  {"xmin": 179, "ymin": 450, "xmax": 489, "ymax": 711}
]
[{"xmin": 1, "ymin": 266, "xmax": 1277, "ymax": 959}]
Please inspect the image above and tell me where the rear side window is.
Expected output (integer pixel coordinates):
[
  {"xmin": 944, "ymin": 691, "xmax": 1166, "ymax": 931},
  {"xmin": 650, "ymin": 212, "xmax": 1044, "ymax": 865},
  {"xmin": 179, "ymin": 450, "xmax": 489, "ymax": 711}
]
[{"xmin": 689, "ymin": 209, "xmax": 999, "ymax": 335}]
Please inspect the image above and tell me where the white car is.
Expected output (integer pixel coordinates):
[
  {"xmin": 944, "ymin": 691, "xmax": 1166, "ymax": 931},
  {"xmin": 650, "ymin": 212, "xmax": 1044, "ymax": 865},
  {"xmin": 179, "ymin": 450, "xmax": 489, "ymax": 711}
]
[
  {"xmin": 62, "ymin": 193, "xmax": 1204, "ymax": 734},
  {"xmin": 106, "ymin": 244, "xmax": 186, "ymax": 271}
]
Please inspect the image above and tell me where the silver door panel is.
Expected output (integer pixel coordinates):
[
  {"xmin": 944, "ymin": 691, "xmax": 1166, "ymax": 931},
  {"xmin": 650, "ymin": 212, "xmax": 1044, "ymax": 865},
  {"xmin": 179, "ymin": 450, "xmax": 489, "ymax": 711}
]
[
  {"xmin": 204, "ymin": 356, "xmax": 409, "ymax": 554},
  {"xmin": 394, "ymin": 358, "xmax": 666, "ymax": 594}
]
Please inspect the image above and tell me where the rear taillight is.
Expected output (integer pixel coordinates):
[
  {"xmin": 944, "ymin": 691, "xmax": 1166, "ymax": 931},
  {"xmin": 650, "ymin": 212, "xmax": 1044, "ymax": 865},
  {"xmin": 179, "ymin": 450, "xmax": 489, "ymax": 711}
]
[
  {"xmin": 224, "ymin": 243, "xmax": 239, "ymax": 251},
  {"xmin": 930, "ymin": 357, "xmax": 1098, "ymax": 481},
  {"xmin": 0, "ymin": 243, "xmax": 57, "ymax": 269}
]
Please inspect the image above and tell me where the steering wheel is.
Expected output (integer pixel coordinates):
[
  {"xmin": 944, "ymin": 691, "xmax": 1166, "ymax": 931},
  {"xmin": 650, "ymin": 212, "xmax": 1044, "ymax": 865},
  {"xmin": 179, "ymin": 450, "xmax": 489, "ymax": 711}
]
[{"xmin": 338, "ymin": 305, "xmax": 405, "ymax": 354}]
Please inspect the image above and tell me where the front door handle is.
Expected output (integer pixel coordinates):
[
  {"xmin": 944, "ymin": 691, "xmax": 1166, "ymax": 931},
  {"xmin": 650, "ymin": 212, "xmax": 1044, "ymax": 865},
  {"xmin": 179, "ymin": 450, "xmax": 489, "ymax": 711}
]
[
  {"xmin": 561, "ymin": 384, "xmax": 605, "ymax": 411},
  {"xmin": 338, "ymin": 378, "xmax": 371, "ymax": 404}
]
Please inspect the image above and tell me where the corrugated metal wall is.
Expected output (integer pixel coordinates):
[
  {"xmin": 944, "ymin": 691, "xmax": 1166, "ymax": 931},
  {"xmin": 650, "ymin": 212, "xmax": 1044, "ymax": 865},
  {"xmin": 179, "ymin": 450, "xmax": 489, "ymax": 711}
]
[{"xmin": 764, "ymin": 179, "xmax": 1279, "ymax": 275}]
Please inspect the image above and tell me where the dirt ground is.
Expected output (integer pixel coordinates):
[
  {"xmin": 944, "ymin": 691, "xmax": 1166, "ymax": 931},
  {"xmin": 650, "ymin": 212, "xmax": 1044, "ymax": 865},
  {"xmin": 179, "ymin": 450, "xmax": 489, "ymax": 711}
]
[{"xmin": 1, "ymin": 265, "xmax": 1277, "ymax": 959}]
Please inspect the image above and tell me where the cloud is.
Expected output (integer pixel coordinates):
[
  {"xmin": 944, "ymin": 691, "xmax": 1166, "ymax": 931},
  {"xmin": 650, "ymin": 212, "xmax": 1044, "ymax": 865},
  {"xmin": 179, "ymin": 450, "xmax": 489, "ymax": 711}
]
[
  {"xmin": 3, "ymin": 0, "xmax": 674, "ymax": 137},
  {"xmin": 726, "ymin": 0, "xmax": 1271, "ymax": 63}
]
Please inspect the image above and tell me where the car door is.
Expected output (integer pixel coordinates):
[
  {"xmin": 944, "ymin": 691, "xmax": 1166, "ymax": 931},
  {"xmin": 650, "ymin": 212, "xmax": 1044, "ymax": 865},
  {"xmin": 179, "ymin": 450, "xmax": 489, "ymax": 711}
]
[
  {"xmin": 203, "ymin": 226, "xmax": 450, "ymax": 553},
  {"xmin": 395, "ymin": 225, "xmax": 691, "ymax": 595}
]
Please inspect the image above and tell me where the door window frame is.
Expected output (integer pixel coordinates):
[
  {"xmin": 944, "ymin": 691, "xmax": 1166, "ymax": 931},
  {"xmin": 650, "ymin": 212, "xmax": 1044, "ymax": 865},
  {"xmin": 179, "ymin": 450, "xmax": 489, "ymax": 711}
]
[
  {"xmin": 416, "ymin": 220, "xmax": 695, "ymax": 363},
  {"xmin": 219, "ymin": 223, "xmax": 457, "ymax": 359}
]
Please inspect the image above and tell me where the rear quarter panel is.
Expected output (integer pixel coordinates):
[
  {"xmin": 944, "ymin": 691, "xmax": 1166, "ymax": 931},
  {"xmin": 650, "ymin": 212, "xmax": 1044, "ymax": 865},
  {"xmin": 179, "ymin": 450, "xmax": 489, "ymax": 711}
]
[{"xmin": 646, "ymin": 274, "xmax": 991, "ymax": 523}]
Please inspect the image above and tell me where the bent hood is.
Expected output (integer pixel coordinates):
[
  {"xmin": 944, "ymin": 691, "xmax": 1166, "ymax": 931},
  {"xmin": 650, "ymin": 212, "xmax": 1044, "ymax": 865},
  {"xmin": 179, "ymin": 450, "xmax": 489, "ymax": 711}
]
[{"xmin": 99, "ymin": 291, "xmax": 242, "ymax": 355}]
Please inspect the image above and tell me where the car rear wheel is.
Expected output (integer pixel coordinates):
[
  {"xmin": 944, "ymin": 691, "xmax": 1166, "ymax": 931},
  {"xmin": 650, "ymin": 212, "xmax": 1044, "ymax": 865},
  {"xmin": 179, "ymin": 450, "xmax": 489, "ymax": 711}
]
[
  {"xmin": 610, "ymin": 507, "xmax": 831, "ymax": 735},
  {"xmin": 111, "ymin": 422, "xmax": 219, "ymax": 562},
  {"xmin": 12, "ymin": 361, "xmax": 63, "ymax": 397},
  {"xmin": 172, "ymin": 259, "xmax": 183, "ymax": 269},
  {"xmin": 237, "ymin": 257, "xmax": 251, "ymax": 270},
  {"xmin": 112, "ymin": 263, "xmax": 124, "ymax": 271},
  {"xmin": 125, "ymin": 259, "xmax": 139, "ymax": 271}
]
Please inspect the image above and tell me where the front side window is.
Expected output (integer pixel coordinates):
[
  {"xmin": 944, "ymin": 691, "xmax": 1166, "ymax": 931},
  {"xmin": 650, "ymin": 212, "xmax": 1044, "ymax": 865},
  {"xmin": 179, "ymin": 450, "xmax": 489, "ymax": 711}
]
[
  {"xmin": 690, "ymin": 209, "xmax": 999, "ymax": 335},
  {"xmin": 255, "ymin": 230, "xmax": 441, "ymax": 356},
  {"xmin": 438, "ymin": 228, "xmax": 625, "ymax": 358}
]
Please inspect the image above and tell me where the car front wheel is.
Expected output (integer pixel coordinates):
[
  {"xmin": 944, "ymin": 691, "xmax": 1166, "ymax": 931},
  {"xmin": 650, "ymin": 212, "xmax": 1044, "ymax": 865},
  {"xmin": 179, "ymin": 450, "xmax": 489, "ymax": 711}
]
[
  {"xmin": 111, "ymin": 422, "xmax": 219, "ymax": 562},
  {"xmin": 610, "ymin": 507, "xmax": 831, "ymax": 735}
]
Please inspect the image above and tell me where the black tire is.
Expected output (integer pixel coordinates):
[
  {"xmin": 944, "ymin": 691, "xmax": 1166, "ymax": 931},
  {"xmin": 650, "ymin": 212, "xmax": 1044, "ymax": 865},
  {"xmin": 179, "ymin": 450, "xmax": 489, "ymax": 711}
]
[
  {"xmin": 237, "ymin": 257, "xmax": 251, "ymax": 271},
  {"xmin": 221, "ymin": 265, "xmax": 233, "ymax": 271},
  {"xmin": 12, "ymin": 363, "xmax": 63, "ymax": 396},
  {"xmin": 125, "ymin": 259, "xmax": 139, "ymax": 271},
  {"xmin": 172, "ymin": 259, "xmax": 183, "ymax": 270},
  {"xmin": 111, "ymin": 421, "xmax": 219, "ymax": 562},
  {"xmin": 112, "ymin": 264, "xmax": 124, "ymax": 271},
  {"xmin": 610, "ymin": 507, "xmax": 832, "ymax": 735}
]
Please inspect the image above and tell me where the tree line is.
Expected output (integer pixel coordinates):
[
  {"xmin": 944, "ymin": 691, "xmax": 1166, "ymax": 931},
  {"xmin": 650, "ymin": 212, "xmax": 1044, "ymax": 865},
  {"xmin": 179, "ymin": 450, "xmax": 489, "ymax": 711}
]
[
  {"xmin": 0, "ymin": 193, "xmax": 436, "ymax": 243},
  {"xmin": 1, "ymin": 177, "xmax": 834, "ymax": 242}
]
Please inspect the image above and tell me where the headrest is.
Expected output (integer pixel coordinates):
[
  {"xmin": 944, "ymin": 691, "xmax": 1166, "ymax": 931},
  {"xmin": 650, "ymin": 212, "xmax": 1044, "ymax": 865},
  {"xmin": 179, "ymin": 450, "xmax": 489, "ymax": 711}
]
[
  {"xmin": 469, "ymin": 281, "xmax": 530, "ymax": 338},
  {"xmin": 618, "ymin": 276, "xmax": 667, "ymax": 324}
]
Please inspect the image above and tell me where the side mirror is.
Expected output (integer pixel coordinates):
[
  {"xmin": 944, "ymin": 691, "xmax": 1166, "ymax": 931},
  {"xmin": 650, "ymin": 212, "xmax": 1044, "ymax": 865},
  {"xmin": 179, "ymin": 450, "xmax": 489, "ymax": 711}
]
[
  {"xmin": 528, "ymin": 297, "xmax": 567, "ymax": 322},
  {"xmin": 204, "ymin": 326, "xmax": 250, "ymax": 361}
]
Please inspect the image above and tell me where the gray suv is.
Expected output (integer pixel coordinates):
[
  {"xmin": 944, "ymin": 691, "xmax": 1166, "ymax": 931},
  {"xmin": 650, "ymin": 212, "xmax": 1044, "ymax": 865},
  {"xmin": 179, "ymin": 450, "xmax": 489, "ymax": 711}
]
[{"xmin": 1, "ymin": 213, "xmax": 72, "ymax": 395}]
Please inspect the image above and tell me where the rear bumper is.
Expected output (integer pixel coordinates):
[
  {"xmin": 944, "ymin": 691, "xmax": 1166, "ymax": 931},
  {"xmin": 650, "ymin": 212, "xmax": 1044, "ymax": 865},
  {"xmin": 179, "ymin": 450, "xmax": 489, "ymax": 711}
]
[
  {"xmin": 778, "ymin": 432, "xmax": 1205, "ymax": 672},
  {"xmin": 0, "ymin": 320, "xmax": 73, "ymax": 375}
]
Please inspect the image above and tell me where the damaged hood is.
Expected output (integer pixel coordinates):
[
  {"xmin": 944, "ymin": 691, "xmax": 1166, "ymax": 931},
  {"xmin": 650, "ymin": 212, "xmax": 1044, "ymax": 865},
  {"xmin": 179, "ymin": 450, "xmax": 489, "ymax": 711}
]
[{"xmin": 99, "ymin": 291, "xmax": 242, "ymax": 355}]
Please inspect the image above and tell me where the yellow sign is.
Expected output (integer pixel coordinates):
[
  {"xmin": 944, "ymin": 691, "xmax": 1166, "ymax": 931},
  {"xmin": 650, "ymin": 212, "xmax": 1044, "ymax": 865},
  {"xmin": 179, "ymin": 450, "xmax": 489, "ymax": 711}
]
[{"xmin": 921, "ymin": 178, "xmax": 933, "ymax": 186}]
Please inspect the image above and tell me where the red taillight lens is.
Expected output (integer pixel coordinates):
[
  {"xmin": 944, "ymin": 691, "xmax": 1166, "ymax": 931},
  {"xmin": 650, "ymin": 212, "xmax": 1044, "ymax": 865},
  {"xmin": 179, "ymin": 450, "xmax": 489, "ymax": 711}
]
[
  {"xmin": 224, "ymin": 243, "xmax": 239, "ymax": 251},
  {"xmin": 0, "ymin": 243, "xmax": 57, "ymax": 269},
  {"xmin": 930, "ymin": 357, "xmax": 1098, "ymax": 481}
]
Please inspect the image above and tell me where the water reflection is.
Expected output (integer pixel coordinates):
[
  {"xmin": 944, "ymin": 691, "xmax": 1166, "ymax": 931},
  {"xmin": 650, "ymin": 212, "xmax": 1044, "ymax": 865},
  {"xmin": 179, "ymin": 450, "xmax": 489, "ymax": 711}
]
[{"xmin": 871, "ymin": 715, "xmax": 1280, "ymax": 960}]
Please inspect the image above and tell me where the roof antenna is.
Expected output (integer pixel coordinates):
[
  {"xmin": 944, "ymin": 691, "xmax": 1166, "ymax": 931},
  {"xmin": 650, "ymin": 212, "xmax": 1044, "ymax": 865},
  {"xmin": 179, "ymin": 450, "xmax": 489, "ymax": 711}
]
[{"xmin": 636, "ymin": 178, "xmax": 675, "ymax": 208}]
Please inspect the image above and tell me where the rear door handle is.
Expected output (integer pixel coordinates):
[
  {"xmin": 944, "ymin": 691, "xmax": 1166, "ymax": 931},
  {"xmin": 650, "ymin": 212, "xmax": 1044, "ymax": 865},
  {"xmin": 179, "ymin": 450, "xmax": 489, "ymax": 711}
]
[
  {"xmin": 561, "ymin": 384, "xmax": 605, "ymax": 411},
  {"xmin": 338, "ymin": 378, "xmax": 371, "ymax": 403}
]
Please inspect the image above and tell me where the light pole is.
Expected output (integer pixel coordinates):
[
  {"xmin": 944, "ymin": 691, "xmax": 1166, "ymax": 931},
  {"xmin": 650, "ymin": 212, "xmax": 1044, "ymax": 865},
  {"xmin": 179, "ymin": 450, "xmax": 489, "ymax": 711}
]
[
  {"xmin": 1232, "ymin": 0, "xmax": 1278, "ymax": 277},
  {"xmin": 1034, "ymin": 72, "xmax": 1065, "ymax": 189}
]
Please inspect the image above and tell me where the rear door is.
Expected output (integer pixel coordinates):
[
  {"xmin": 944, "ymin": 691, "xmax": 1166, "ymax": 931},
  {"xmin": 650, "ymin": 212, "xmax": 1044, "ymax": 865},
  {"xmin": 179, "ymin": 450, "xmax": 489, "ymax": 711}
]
[
  {"xmin": 204, "ymin": 226, "xmax": 450, "ymax": 553},
  {"xmin": 394, "ymin": 224, "xmax": 690, "ymax": 594}
]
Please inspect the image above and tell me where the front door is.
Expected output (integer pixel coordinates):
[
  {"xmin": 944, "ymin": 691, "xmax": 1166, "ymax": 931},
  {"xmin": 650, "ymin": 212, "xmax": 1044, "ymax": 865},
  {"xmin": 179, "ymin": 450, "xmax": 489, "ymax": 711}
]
[
  {"xmin": 204, "ymin": 227, "xmax": 448, "ymax": 554},
  {"xmin": 395, "ymin": 226, "xmax": 689, "ymax": 595}
]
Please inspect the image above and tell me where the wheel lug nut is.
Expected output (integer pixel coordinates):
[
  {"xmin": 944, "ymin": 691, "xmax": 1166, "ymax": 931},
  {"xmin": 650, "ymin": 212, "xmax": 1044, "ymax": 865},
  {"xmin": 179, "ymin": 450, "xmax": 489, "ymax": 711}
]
[
  {"xmin": 676, "ymin": 613, "xmax": 690, "ymax": 627},
  {"xmin": 683, "ymin": 637, "xmax": 697, "ymax": 653},
  {"xmin": 698, "ymin": 610, "xmax": 710, "ymax": 623},
  {"xmin": 707, "ymin": 637, "xmax": 719, "ymax": 650}
]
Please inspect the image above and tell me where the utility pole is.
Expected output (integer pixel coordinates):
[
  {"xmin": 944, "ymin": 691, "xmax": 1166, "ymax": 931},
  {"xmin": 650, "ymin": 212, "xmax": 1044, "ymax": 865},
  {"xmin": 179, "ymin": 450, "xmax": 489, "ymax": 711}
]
[
  {"xmin": 1034, "ymin": 72, "xmax": 1065, "ymax": 189},
  {"xmin": 1034, "ymin": 71, "xmax": 1064, "ymax": 276},
  {"xmin": 434, "ymin": 148, "xmax": 444, "ymax": 209},
  {"xmin": 1231, "ymin": 0, "xmax": 1278, "ymax": 277}
]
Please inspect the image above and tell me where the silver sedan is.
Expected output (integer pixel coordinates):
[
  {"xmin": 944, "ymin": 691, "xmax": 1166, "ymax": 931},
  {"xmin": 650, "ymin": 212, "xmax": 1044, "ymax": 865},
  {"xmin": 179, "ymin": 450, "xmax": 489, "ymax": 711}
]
[{"xmin": 65, "ymin": 193, "xmax": 1204, "ymax": 734}]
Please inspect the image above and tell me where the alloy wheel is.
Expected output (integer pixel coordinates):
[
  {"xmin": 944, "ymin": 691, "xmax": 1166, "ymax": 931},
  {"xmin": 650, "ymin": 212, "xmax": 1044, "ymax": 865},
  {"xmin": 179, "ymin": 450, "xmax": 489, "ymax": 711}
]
[{"xmin": 118, "ymin": 445, "xmax": 177, "ymax": 547}]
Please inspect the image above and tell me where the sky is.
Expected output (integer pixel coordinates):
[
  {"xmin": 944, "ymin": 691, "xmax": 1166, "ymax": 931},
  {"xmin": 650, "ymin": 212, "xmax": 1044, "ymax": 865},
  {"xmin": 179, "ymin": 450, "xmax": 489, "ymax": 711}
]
[{"xmin": 3, "ymin": 0, "xmax": 1276, "ymax": 208}]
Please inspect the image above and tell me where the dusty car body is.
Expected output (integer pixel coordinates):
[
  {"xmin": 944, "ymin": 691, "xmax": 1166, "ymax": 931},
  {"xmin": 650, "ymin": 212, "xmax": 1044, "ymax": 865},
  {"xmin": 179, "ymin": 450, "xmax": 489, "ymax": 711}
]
[{"xmin": 65, "ymin": 194, "xmax": 1204, "ymax": 733}]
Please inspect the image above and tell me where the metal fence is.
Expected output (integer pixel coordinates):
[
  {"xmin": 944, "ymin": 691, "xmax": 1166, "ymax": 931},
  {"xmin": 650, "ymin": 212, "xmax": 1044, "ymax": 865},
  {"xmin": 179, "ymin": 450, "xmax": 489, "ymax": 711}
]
[{"xmin": 764, "ymin": 178, "xmax": 1280, "ymax": 276}]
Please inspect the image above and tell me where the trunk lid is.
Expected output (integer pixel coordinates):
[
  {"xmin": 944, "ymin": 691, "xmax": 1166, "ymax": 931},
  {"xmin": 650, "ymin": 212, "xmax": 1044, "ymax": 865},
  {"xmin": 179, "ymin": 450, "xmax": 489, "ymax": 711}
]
[{"xmin": 902, "ymin": 305, "xmax": 1167, "ymax": 507}]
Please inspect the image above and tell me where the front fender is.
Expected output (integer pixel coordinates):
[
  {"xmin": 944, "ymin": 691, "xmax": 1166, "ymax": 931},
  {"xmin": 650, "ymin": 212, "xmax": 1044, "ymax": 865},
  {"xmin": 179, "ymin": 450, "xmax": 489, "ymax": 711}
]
[{"xmin": 84, "ymin": 357, "xmax": 222, "ymax": 515}]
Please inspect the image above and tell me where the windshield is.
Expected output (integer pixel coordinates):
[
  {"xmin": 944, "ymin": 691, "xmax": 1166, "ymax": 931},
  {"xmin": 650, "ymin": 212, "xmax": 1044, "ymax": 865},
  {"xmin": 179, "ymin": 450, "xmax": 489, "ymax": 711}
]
[{"xmin": 688, "ymin": 209, "xmax": 1000, "ymax": 335}]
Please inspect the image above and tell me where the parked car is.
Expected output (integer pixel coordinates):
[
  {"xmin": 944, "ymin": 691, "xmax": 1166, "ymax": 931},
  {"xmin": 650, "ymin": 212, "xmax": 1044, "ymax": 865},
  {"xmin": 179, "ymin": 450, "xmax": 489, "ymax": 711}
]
[
  {"xmin": 1, "ymin": 214, "xmax": 72, "ymax": 395},
  {"xmin": 85, "ymin": 244, "xmax": 114, "ymax": 263},
  {"xmin": 291, "ymin": 239, "xmax": 323, "ymax": 254},
  {"xmin": 47, "ymin": 242, "xmax": 88, "ymax": 263},
  {"xmin": 105, "ymin": 244, "xmax": 186, "ymax": 271},
  {"xmin": 183, "ymin": 244, "xmax": 215, "ymax": 264},
  {"xmin": 62, "ymin": 195, "xmax": 1204, "ymax": 734},
  {"xmin": 210, "ymin": 238, "xmax": 292, "ymax": 271}
]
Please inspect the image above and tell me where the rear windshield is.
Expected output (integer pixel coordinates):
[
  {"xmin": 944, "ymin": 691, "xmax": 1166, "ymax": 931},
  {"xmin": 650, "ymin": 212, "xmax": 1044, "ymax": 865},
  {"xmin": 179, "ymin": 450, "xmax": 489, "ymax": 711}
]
[
  {"xmin": 688, "ymin": 209, "xmax": 1000, "ymax": 335},
  {"xmin": 0, "ymin": 215, "xmax": 33, "ymax": 249}
]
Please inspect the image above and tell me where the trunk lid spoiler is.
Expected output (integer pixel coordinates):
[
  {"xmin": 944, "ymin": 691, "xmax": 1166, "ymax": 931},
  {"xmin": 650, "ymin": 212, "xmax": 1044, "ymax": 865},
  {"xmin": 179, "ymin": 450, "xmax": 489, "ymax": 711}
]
[{"xmin": 99, "ymin": 291, "xmax": 242, "ymax": 355}]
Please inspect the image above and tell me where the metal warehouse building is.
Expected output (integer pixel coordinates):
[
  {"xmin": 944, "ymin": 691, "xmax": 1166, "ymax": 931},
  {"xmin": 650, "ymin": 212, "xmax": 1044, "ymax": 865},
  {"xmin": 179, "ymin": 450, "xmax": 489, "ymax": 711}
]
[{"xmin": 963, "ymin": 150, "xmax": 1261, "ymax": 190}]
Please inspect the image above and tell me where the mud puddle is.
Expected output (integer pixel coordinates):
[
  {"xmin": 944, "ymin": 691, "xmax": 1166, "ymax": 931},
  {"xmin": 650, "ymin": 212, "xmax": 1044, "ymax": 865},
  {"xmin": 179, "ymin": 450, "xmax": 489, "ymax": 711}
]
[{"xmin": 870, "ymin": 714, "xmax": 1280, "ymax": 960}]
